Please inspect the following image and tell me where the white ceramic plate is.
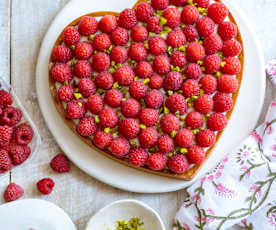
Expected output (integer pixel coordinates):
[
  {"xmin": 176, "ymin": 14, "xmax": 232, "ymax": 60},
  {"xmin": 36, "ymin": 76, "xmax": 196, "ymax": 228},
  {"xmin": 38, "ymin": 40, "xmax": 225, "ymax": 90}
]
[{"xmin": 36, "ymin": 0, "xmax": 265, "ymax": 193}]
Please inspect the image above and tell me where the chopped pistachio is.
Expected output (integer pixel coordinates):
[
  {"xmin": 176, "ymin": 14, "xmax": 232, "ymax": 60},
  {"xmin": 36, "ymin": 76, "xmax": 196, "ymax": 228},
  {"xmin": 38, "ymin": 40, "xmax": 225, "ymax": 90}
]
[
  {"xmin": 180, "ymin": 115, "xmax": 185, "ymax": 121},
  {"xmin": 95, "ymin": 115, "xmax": 100, "ymax": 123},
  {"xmin": 117, "ymin": 63, "xmax": 122, "ymax": 67},
  {"xmin": 199, "ymin": 40, "xmax": 203, "ymax": 44},
  {"xmin": 205, "ymin": 113, "xmax": 210, "ymax": 118},
  {"xmin": 180, "ymin": 24, "xmax": 185, "ymax": 29},
  {"xmin": 201, "ymin": 66, "xmax": 205, "ymax": 71},
  {"xmin": 180, "ymin": 148, "xmax": 188, "ymax": 154},
  {"xmin": 139, "ymin": 124, "xmax": 147, "ymax": 130},
  {"xmin": 182, "ymin": 74, "xmax": 187, "ymax": 80},
  {"xmin": 77, "ymin": 102, "xmax": 82, "ymax": 107},
  {"xmin": 197, "ymin": 60, "xmax": 203, "ymax": 66},
  {"xmin": 111, "ymin": 61, "xmax": 116, "ymax": 66},
  {"xmin": 167, "ymin": 90, "xmax": 173, "ymax": 96},
  {"xmin": 171, "ymin": 130, "xmax": 177, "ymax": 138},
  {"xmin": 69, "ymin": 45, "xmax": 75, "ymax": 50},
  {"xmin": 168, "ymin": 153, "xmax": 173, "ymax": 157},
  {"xmin": 191, "ymin": 95, "xmax": 198, "ymax": 101},
  {"xmin": 175, "ymin": 111, "xmax": 180, "ymax": 116},
  {"xmin": 160, "ymin": 17, "xmax": 167, "ymax": 26},
  {"xmin": 88, "ymin": 34, "xmax": 94, "ymax": 41},
  {"xmin": 186, "ymin": 98, "xmax": 191, "ymax": 103},
  {"xmin": 188, "ymin": 0, "xmax": 194, "ymax": 5},
  {"xmin": 199, "ymin": 126, "xmax": 204, "ymax": 131},
  {"xmin": 193, "ymin": 129, "xmax": 199, "ymax": 135},
  {"xmin": 188, "ymin": 102, "xmax": 193, "ymax": 108},
  {"xmin": 163, "ymin": 26, "xmax": 171, "ymax": 32},
  {"xmin": 104, "ymin": 128, "xmax": 110, "ymax": 133},
  {"xmin": 200, "ymin": 89, "xmax": 204, "ymax": 95},
  {"xmin": 178, "ymin": 90, "xmax": 183, "ymax": 94},
  {"xmin": 218, "ymin": 51, "xmax": 224, "ymax": 59},
  {"xmin": 134, "ymin": 76, "xmax": 139, "ymax": 81},
  {"xmin": 121, "ymin": 98, "xmax": 126, "ymax": 102},
  {"xmin": 215, "ymin": 71, "xmax": 222, "ymax": 78},
  {"xmin": 220, "ymin": 61, "xmax": 226, "ymax": 68},
  {"xmin": 112, "ymin": 81, "xmax": 119, "ymax": 89},
  {"xmin": 97, "ymin": 88, "xmax": 106, "ymax": 94},
  {"xmin": 144, "ymin": 42, "xmax": 149, "ymax": 49},
  {"xmin": 170, "ymin": 64, "xmax": 175, "ymax": 71},
  {"xmin": 149, "ymin": 32, "xmax": 155, "ymax": 38},
  {"xmin": 175, "ymin": 66, "xmax": 181, "ymax": 72},
  {"xmin": 130, "ymin": 141, "xmax": 136, "ymax": 147},
  {"xmin": 70, "ymin": 57, "xmax": 77, "ymax": 66},
  {"xmin": 179, "ymin": 46, "xmax": 186, "ymax": 52},
  {"xmin": 74, "ymin": 92, "xmax": 82, "ymax": 99},
  {"xmin": 143, "ymin": 78, "xmax": 150, "ymax": 84},
  {"xmin": 93, "ymin": 50, "xmax": 97, "ymax": 54},
  {"xmin": 108, "ymin": 67, "xmax": 116, "ymax": 74}
]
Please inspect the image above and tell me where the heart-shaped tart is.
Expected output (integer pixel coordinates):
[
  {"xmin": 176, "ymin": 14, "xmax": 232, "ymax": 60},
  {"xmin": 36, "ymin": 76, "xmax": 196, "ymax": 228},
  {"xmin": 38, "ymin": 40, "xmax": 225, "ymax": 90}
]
[{"xmin": 49, "ymin": 0, "xmax": 243, "ymax": 180}]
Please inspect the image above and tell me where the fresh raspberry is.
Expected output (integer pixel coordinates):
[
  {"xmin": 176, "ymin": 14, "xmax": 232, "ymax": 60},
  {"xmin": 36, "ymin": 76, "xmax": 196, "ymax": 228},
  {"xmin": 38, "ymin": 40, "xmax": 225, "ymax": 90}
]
[
  {"xmin": 183, "ymin": 25, "xmax": 199, "ymax": 43},
  {"xmin": 110, "ymin": 46, "xmax": 128, "ymax": 64},
  {"xmin": 151, "ymin": 0, "xmax": 169, "ymax": 10},
  {"xmin": 185, "ymin": 111, "xmax": 204, "ymax": 129},
  {"xmin": 218, "ymin": 21, "xmax": 237, "ymax": 41},
  {"xmin": 58, "ymin": 85, "xmax": 74, "ymax": 102},
  {"xmin": 119, "ymin": 118, "xmax": 140, "ymax": 139},
  {"xmin": 121, "ymin": 98, "xmax": 141, "ymax": 118},
  {"xmin": 92, "ymin": 52, "xmax": 110, "ymax": 72},
  {"xmin": 182, "ymin": 79, "xmax": 200, "ymax": 98},
  {"xmin": 99, "ymin": 108, "xmax": 118, "ymax": 128},
  {"xmin": 129, "ymin": 147, "xmax": 149, "ymax": 167},
  {"xmin": 187, "ymin": 145, "xmax": 205, "ymax": 164},
  {"xmin": 213, "ymin": 92, "xmax": 233, "ymax": 112},
  {"xmin": 131, "ymin": 25, "xmax": 148, "ymax": 42},
  {"xmin": 207, "ymin": 112, "xmax": 228, "ymax": 131},
  {"xmin": 128, "ymin": 43, "xmax": 148, "ymax": 62},
  {"xmin": 98, "ymin": 15, "xmax": 118, "ymax": 33},
  {"xmin": 167, "ymin": 29, "xmax": 186, "ymax": 48},
  {"xmin": 148, "ymin": 36, "xmax": 167, "ymax": 56},
  {"xmin": 92, "ymin": 33, "xmax": 111, "ymax": 51},
  {"xmin": 163, "ymin": 7, "xmax": 181, "ymax": 29},
  {"xmin": 199, "ymin": 74, "xmax": 217, "ymax": 94},
  {"xmin": 75, "ymin": 41, "xmax": 94, "ymax": 60},
  {"xmin": 203, "ymin": 34, "xmax": 223, "ymax": 55},
  {"xmin": 87, "ymin": 95, "xmax": 104, "ymax": 114},
  {"xmin": 0, "ymin": 125, "xmax": 13, "ymax": 147},
  {"xmin": 52, "ymin": 45, "xmax": 72, "ymax": 63},
  {"xmin": 163, "ymin": 71, "xmax": 183, "ymax": 91},
  {"xmin": 139, "ymin": 127, "xmax": 158, "ymax": 148},
  {"xmin": 135, "ymin": 61, "xmax": 153, "ymax": 78},
  {"xmin": 95, "ymin": 72, "xmax": 114, "ymax": 90},
  {"xmin": 114, "ymin": 65, "xmax": 135, "ymax": 86},
  {"xmin": 4, "ymin": 183, "xmax": 24, "ymax": 202},
  {"xmin": 217, "ymin": 74, "xmax": 239, "ymax": 94},
  {"xmin": 186, "ymin": 42, "xmax": 206, "ymax": 62},
  {"xmin": 168, "ymin": 154, "xmax": 190, "ymax": 173},
  {"xmin": 65, "ymin": 99, "xmax": 86, "ymax": 119},
  {"xmin": 181, "ymin": 5, "xmax": 200, "ymax": 25},
  {"xmin": 157, "ymin": 134, "xmax": 175, "ymax": 153},
  {"xmin": 51, "ymin": 63, "xmax": 73, "ymax": 83},
  {"xmin": 78, "ymin": 16, "xmax": 98, "ymax": 36},
  {"xmin": 37, "ymin": 178, "xmax": 55, "ymax": 195},
  {"xmin": 171, "ymin": 0, "xmax": 187, "ymax": 6},
  {"xmin": 110, "ymin": 137, "xmax": 130, "ymax": 158},
  {"xmin": 74, "ymin": 60, "xmax": 93, "ymax": 78},
  {"xmin": 63, "ymin": 26, "xmax": 80, "ymax": 46},
  {"xmin": 9, "ymin": 145, "xmax": 31, "ymax": 165},
  {"xmin": 0, "ymin": 149, "xmax": 12, "ymax": 173},
  {"xmin": 184, "ymin": 63, "xmax": 202, "ymax": 79},
  {"xmin": 208, "ymin": 2, "xmax": 229, "ymax": 24},
  {"xmin": 221, "ymin": 57, "xmax": 241, "ymax": 75},
  {"xmin": 135, "ymin": 2, "xmax": 154, "ymax": 22},
  {"xmin": 0, "ymin": 90, "xmax": 12, "ymax": 109},
  {"xmin": 129, "ymin": 81, "xmax": 147, "ymax": 100},
  {"xmin": 93, "ymin": 130, "xmax": 113, "ymax": 149},
  {"xmin": 194, "ymin": 94, "xmax": 214, "ymax": 114},
  {"xmin": 194, "ymin": 0, "xmax": 209, "ymax": 8},
  {"xmin": 0, "ymin": 107, "xmax": 22, "ymax": 126},
  {"xmin": 78, "ymin": 78, "xmax": 96, "ymax": 98},
  {"xmin": 153, "ymin": 55, "xmax": 170, "ymax": 75},
  {"xmin": 119, "ymin": 8, "xmax": 137, "ymax": 29},
  {"xmin": 170, "ymin": 51, "xmax": 187, "ymax": 68},
  {"xmin": 105, "ymin": 89, "xmax": 123, "ymax": 107},
  {"xmin": 203, "ymin": 54, "xmax": 221, "ymax": 74},
  {"xmin": 147, "ymin": 16, "xmax": 163, "ymax": 34},
  {"xmin": 196, "ymin": 129, "xmax": 216, "ymax": 147},
  {"xmin": 149, "ymin": 75, "xmax": 163, "ymax": 89},
  {"xmin": 50, "ymin": 154, "xmax": 70, "ymax": 173},
  {"xmin": 175, "ymin": 128, "xmax": 194, "ymax": 147},
  {"xmin": 160, "ymin": 114, "xmax": 179, "ymax": 134},
  {"xmin": 76, "ymin": 116, "xmax": 97, "ymax": 136},
  {"xmin": 222, "ymin": 40, "xmax": 242, "ymax": 57},
  {"xmin": 139, "ymin": 108, "xmax": 159, "ymax": 127},
  {"xmin": 196, "ymin": 17, "xmax": 215, "ymax": 38},
  {"xmin": 147, "ymin": 152, "xmax": 167, "ymax": 171},
  {"xmin": 165, "ymin": 94, "xmax": 187, "ymax": 115},
  {"xmin": 111, "ymin": 27, "xmax": 129, "ymax": 46},
  {"xmin": 145, "ymin": 90, "xmax": 164, "ymax": 109}
]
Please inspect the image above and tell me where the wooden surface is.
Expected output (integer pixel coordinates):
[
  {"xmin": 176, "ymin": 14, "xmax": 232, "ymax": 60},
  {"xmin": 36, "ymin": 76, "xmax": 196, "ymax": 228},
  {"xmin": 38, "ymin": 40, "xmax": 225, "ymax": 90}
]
[{"xmin": 0, "ymin": 0, "xmax": 276, "ymax": 229}]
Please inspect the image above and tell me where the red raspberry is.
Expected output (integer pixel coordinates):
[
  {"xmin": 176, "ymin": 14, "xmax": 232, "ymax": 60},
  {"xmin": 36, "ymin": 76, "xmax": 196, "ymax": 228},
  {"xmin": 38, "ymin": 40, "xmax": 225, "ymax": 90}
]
[
  {"xmin": 171, "ymin": 0, "xmax": 187, "ymax": 6},
  {"xmin": 121, "ymin": 98, "xmax": 141, "ymax": 118},
  {"xmin": 87, "ymin": 95, "xmax": 104, "ymax": 114},
  {"xmin": 203, "ymin": 54, "xmax": 221, "ymax": 74},
  {"xmin": 128, "ymin": 43, "xmax": 148, "ymax": 62},
  {"xmin": 147, "ymin": 16, "xmax": 163, "ymax": 34},
  {"xmin": 153, "ymin": 55, "xmax": 170, "ymax": 75},
  {"xmin": 187, "ymin": 145, "xmax": 205, "ymax": 164},
  {"xmin": 135, "ymin": 2, "xmax": 154, "ymax": 22},
  {"xmin": 0, "ymin": 90, "xmax": 12, "ymax": 109},
  {"xmin": 149, "ymin": 75, "xmax": 163, "ymax": 89},
  {"xmin": 182, "ymin": 79, "xmax": 200, "ymax": 98},
  {"xmin": 92, "ymin": 52, "xmax": 110, "ymax": 72},
  {"xmin": 74, "ymin": 60, "xmax": 93, "ymax": 78},
  {"xmin": 221, "ymin": 57, "xmax": 241, "ymax": 75},
  {"xmin": 76, "ymin": 116, "xmax": 97, "ymax": 136},
  {"xmin": 151, "ymin": 0, "xmax": 169, "ymax": 10},
  {"xmin": 185, "ymin": 111, "xmax": 204, "ymax": 129},
  {"xmin": 37, "ymin": 178, "xmax": 55, "ymax": 195},
  {"xmin": 111, "ymin": 27, "xmax": 129, "ymax": 46},
  {"xmin": 131, "ymin": 25, "xmax": 148, "ymax": 42},
  {"xmin": 63, "ymin": 26, "xmax": 80, "ymax": 46},
  {"xmin": 58, "ymin": 85, "xmax": 74, "ymax": 102},
  {"xmin": 181, "ymin": 5, "xmax": 199, "ymax": 25},
  {"xmin": 218, "ymin": 22, "xmax": 237, "ymax": 41},
  {"xmin": 110, "ymin": 46, "xmax": 128, "ymax": 64},
  {"xmin": 139, "ymin": 108, "xmax": 159, "ymax": 127},
  {"xmin": 145, "ymin": 89, "xmax": 164, "ymax": 109},
  {"xmin": 208, "ymin": 2, "xmax": 229, "ymax": 24},
  {"xmin": 129, "ymin": 81, "xmax": 147, "ymax": 100},
  {"xmin": 175, "ymin": 128, "xmax": 194, "ymax": 148},
  {"xmin": 135, "ymin": 61, "xmax": 153, "ymax": 78},
  {"xmin": 207, "ymin": 112, "xmax": 228, "ymax": 131},
  {"xmin": 110, "ymin": 137, "xmax": 130, "ymax": 158},
  {"xmin": 148, "ymin": 152, "xmax": 167, "ymax": 171},
  {"xmin": 52, "ymin": 45, "xmax": 72, "ymax": 63},
  {"xmin": 0, "ymin": 125, "xmax": 13, "ymax": 147},
  {"xmin": 78, "ymin": 78, "xmax": 96, "ymax": 98},
  {"xmin": 213, "ymin": 92, "xmax": 233, "ymax": 112},
  {"xmin": 184, "ymin": 63, "xmax": 202, "ymax": 79},
  {"xmin": 119, "ymin": 8, "xmax": 137, "ymax": 29},
  {"xmin": 4, "ymin": 183, "xmax": 24, "ymax": 202},
  {"xmin": 160, "ymin": 114, "xmax": 179, "ymax": 134},
  {"xmin": 119, "ymin": 118, "xmax": 140, "ymax": 139},
  {"xmin": 196, "ymin": 17, "xmax": 215, "ymax": 38},
  {"xmin": 129, "ymin": 147, "xmax": 149, "ymax": 167},
  {"xmin": 183, "ymin": 25, "xmax": 199, "ymax": 42},
  {"xmin": 105, "ymin": 89, "xmax": 123, "ymax": 108},
  {"xmin": 78, "ymin": 16, "xmax": 98, "ymax": 36},
  {"xmin": 167, "ymin": 29, "xmax": 186, "ymax": 48},
  {"xmin": 194, "ymin": 94, "xmax": 214, "ymax": 114},
  {"xmin": 217, "ymin": 74, "xmax": 239, "ymax": 93},
  {"xmin": 199, "ymin": 74, "xmax": 217, "ymax": 94},
  {"xmin": 65, "ymin": 99, "xmax": 86, "ymax": 119},
  {"xmin": 194, "ymin": 0, "xmax": 209, "ymax": 8},
  {"xmin": 114, "ymin": 65, "xmax": 135, "ymax": 86},
  {"xmin": 170, "ymin": 51, "xmax": 187, "ymax": 68},
  {"xmin": 50, "ymin": 154, "xmax": 70, "ymax": 173},
  {"xmin": 0, "ymin": 149, "xmax": 12, "ymax": 173},
  {"xmin": 158, "ymin": 134, "xmax": 175, "ymax": 153},
  {"xmin": 99, "ymin": 108, "xmax": 118, "ymax": 128},
  {"xmin": 163, "ymin": 71, "xmax": 183, "ymax": 91},
  {"xmin": 165, "ymin": 94, "xmax": 187, "ymax": 115},
  {"xmin": 75, "ymin": 41, "xmax": 94, "ymax": 60},
  {"xmin": 51, "ymin": 63, "xmax": 73, "ymax": 83},
  {"xmin": 95, "ymin": 72, "xmax": 114, "ymax": 90},
  {"xmin": 196, "ymin": 129, "xmax": 216, "ymax": 147},
  {"xmin": 222, "ymin": 40, "xmax": 242, "ymax": 57},
  {"xmin": 203, "ymin": 34, "xmax": 223, "ymax": 55},
  {"xmin": 163, "ymin": 7, "xmax": 181, "ymax": 29},
  {"xmin": 98, "ymin": 15, "xmax": 118, "ymax": 33},
  {"xmin": 186, "ymin": 42, "xmax": 206, "ymax": 62},
  {"xmin": 139, "ymin": 127, "xmax": 158, "ymax": 148},
  {"xmin": 0, "ymin": 107, "xmax": 22, "ymax": 126},
  {"xmin": 93, "ymin": 33, "xmax": 111, "ymax": 51},
  {"xmin": 93, "ymin": 130, "xmax": 113, "ymax": 149},
  {"xmin": 168, "ymin": 154, "xmax": 190, "ymax": 173},
  {"xmin": 148, "ymin": 36, "xmax": 167, "ymax": 56},
  {"xmin": 9, "ymin": 145, "xmax": 31, "ymax": 165}
]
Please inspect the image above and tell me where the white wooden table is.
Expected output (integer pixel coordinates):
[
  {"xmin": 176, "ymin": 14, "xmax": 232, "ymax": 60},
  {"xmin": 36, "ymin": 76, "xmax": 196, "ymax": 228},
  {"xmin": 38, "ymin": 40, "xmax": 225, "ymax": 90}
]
[{"xmin": 0, "ymin": 0, "xmax": 275, "ymax": 229}]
